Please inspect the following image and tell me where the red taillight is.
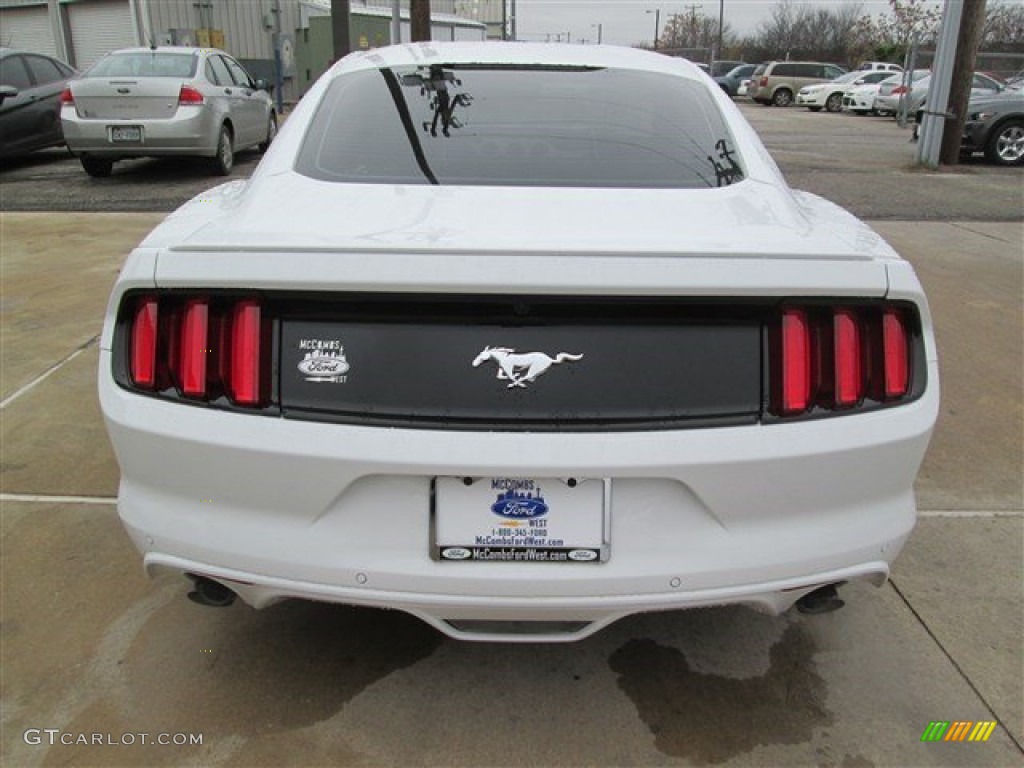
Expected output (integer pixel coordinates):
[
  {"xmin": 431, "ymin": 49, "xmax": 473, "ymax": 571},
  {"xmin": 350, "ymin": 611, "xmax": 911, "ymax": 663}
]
[
  {"xmin": 773, "ymin": 303, "xmax": 916, "ymax": 418},
  {"xmin": 123, "ymin": 295, "xmax": 267, "ymax": 408},
  {"xmin": 179, "ymin": 299, "xmax": 209, "ymax": 397},
  {"xmin": 130, "ymin": 297, "xmax": 158, "ymax": 389},
  {"xmin": 228, "ymin": 300, "xmax": 263, "ymax": 406},
  {"xmin": 59, "ymin": 87, "xmax": 74, "ymax": 105},
  {"xmin": 892, "ymin": 85, "xmax": 908, "ymax": 95},
  {"xmin": 883, "ymin": 309, "xmax": 910, "ymax": 398},
  {"xmin": 834, "ymin": 309, "xmax": 862, "ymax": 407},
  {"xmin": 780, "ymin": 308, "xmax": 811, "ymax": 414},
  {"xmin": 178, "ymin": 85, "xmax": 204, "ymax": 105},
  {"xmin": 759, "ymin": 76, "xmax": 768, "ymax": 87}
]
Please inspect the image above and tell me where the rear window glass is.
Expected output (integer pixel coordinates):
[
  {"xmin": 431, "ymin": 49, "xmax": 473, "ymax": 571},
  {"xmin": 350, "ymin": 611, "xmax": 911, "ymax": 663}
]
[
  {"xmin": 295, "ymin": 64, "xmax": 745, "ymax": 189},
  {"xmin": 85, "ymin": 52, "xmax": 197, "ymax": 79}
]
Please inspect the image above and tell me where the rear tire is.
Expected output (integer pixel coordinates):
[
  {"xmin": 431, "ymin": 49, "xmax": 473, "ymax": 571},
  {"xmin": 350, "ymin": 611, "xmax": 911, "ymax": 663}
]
[
  {"xmin": 825, "ymin": 92, "xmax": 843, "ymax": 113},
  {"xmin": 984, "ymin": 118, "xmax": 1024, "ymax": 166},
  {"xmin": 211, "ymin": 125, "xmax": 234, "ymax": 176},
  {"xmin": 772, "ymin": 88, "xmax": 793, "ymax": 107},
  {"xmin": 258, "ymin": 113, "xmax": 277, "ymax": 154},
  {"xmin": 80, "ymin": 155, "xmax": 113, "ymax": 178}
]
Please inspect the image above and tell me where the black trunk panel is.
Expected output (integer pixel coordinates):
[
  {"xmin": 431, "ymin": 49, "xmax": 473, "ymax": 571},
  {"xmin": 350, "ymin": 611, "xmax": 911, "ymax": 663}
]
[{"xmin": 279, "ymin": 299, "xmax": 763, "ymax": 430}]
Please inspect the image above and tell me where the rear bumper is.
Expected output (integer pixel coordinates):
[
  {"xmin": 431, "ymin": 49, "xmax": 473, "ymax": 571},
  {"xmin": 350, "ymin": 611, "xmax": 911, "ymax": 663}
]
[
  {"xmin": 795, "ymin": 92, "xmax": 826, "ymax": 107},
  {"xmin": 842, "ymin": 94, "xmax": 875, "ymax": 112},
  {"xmin": 61, "ymin": 105, "xmax": 218, "ymax": 157},
  {"xmin": 151, "ymin": 553, "xmax": 894, "ymax": 641},
  {"xmin": 101, "ymin": 349, "xmax": 939, "ymax": 641}
]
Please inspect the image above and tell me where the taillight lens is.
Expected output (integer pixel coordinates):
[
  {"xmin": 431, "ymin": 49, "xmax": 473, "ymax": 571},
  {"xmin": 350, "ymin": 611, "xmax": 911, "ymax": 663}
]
[
  {"xmin": 883, "ymin": 308, "xmax": 910, "ymax": 398},
  {"xmin": 129, "ymin": 297, "xmax": 158, "ymax": 389},
  {"xmin": 228, "ymin": 300, "xmax": 264, "ymax": 406},
  {"xmin": 122, "ymin": 294, "xmax": 268, "ymax": 409},
  {"xmin": 772, "ymin": 302, "xmax": 916, "ymax": 418},
  {"xmin": 59, "ymin": 87, "xmax": 74, "ymax": 105},
  {"xmin": 892, "ymin": 85, "xmax": 908, "ymax": 95},
  {"xmin": 780, "ymin": 308, "xmax": 811, "ymax": 414},
  {"xmin": 178, "ymin": 85, "xmax": 204, "ymax": 105},
  {"xmin": 759, "ymin": 76, "xmax": 768, "ymax": 87},
  {"xmin": 834, "ymin": 309, "xmax": 862, "ymax": 407},
  {"xmin": 179, "ymin": 299, "xmax": 209, "ymax": 398}
]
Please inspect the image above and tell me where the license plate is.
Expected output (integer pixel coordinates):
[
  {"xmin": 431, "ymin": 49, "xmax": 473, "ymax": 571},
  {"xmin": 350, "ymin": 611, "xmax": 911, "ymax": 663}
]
[
  {"xmin": 433, "ymin": 476, "xmax": 608, "ymax": 563},
  {"xmin": 109, "ymin": 126, "xmax": 141, "ymax": 142}
]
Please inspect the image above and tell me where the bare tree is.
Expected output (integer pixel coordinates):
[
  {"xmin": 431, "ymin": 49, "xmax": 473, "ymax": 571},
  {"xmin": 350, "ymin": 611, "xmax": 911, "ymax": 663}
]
[
  {"xmin": 746, "ymin": 0, "xmax": 869, "ymax": 64},
  {"xmin": 983, "ymin": 0, "xmax": 1024, "ymax": 48},
  {"xmin": 659, "ymin": 7, "xmax": 736, "ymax": 52}
]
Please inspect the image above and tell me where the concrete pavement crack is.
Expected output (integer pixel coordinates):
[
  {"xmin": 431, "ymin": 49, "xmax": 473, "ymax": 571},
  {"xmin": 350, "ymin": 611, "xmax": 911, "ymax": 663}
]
[
  {"xmin": 0, "ymin": 334, "xmax": 100, "ymax": 409},
  {"xmin": 888, "ymin": 578, "xmax": 1024, "ymax": 754}
]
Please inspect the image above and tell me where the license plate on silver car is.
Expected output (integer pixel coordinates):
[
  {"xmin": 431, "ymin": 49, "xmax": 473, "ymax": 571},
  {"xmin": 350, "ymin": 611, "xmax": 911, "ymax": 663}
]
[
  {"xmin": 433, "ymin": 476, "xmax": 608, "ymax": 563},
  {"xmin": 109, "ymin": 126, "xmax": 142, "ymax": 142}
]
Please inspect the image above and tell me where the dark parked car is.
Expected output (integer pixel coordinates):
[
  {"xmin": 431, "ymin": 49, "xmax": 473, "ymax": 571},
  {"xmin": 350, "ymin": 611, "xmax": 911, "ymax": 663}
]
[
  {"xmin": 709, "ymin": 59, "xmax": 744, "ymax": 78},
  {"xmin": 715, "ymin": 63, "xmax": 758, "ymax": 97},
  {"xmin": 962, "ymin": 93, "xmax": 1023, "ymax": 166},
  {"xmin": 0, "ymin": 47, "xmax": 76, "ymax": 159},
  {"xmin": 913, "ymin": 93, "xmax": 1023, "ymax": 165}
]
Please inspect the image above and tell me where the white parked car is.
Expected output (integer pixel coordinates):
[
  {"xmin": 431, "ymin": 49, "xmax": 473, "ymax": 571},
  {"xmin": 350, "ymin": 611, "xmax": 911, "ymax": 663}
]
[
  {"xmin": 61, "ymin": 46, "xmax": 276, "ymax": 177},
  {"xmin": 875, "ymin": 69, "xmax": 1004, "ymax": 117},
  {"xmin": 842, "ymin": 76, "xmax": 896, "ymax": 115},
  {"xmin": 857, "ymin": 61, "xmax": 903, "ymax": 73},
  {"xmin": 796, "ymin": 70, "xmax": 898, "ymax": 113},
  {"xmin": 100, "ymin": 43, "xmax": 939, "ymax": 643}
]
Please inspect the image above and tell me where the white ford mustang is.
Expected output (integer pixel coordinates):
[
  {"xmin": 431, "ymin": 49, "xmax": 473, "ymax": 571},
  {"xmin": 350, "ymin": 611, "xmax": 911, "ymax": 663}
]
[{"xmin": 99, "ymin": 43, "xmax": 939, "ymax": 642}]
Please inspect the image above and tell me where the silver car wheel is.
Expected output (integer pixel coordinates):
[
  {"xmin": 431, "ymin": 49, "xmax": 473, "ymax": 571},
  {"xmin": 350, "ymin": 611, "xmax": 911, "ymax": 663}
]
[
  {"xmin": 996, "ymin": 124, "xmax": 1024, "ymax": 164},
  {"xmin": 259, "ymin": 115, "xmax": 277, "ymax": 154},
  {"xmin": 211, "ymin": 126, "xmax": 234, "ymax": 176}
]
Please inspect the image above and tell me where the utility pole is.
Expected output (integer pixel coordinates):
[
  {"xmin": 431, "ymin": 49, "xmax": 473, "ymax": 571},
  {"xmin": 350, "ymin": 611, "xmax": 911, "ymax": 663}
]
[
  {"xmin": 391, "ymin": 0, "xmax": 400, "ymax": 44},
  {"xmin": 271, "ymin": 0, "xmax": 283, "ymax": 114},
  {"xmin": 717, "ymin": 0, "xmax": 724, "ymax": 62},
  {"xmin": 330, "ymin": 0, "xmax": 351, "ymax": 61},
  {"xmin": 647, "ymin": 9, "xmax": 660, "ymax": 50},
  {"xmin": 940, "ymin": 0, "xmax": 988, "ymax": 164},
  {"xmin": 411, "ymin": 0, "xmax": 431, "ymax": 41}
]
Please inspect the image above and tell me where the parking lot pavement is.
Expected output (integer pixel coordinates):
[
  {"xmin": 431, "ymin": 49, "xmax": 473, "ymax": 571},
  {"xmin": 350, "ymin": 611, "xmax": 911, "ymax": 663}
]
[
  {"xmin": 1, "ymin": 209, "xmax": 1021, "ymax": 767},
  {"xmin": 0, "ymin": 213, "xmax": 164, "ymax": 402}
]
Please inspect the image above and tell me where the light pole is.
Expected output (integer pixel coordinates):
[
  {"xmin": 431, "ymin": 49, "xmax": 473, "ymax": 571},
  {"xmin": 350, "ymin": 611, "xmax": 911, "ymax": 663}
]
[
  {"xmin": 716, "ymin": 0, "xmax": 724, "ymax": 64},
  {"xmin": 646, "ymin": 9, "xmax": 660, "ymax": 51},
  {"xmin": 591, "ymin": 23, "xmax": 602, "ymax": 45}
]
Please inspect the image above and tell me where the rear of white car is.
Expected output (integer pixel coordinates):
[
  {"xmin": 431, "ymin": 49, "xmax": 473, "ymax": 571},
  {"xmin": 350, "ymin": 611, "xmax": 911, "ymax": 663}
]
[{"xmin": 99, "ymin": 44, "xmax": 938, "ymax": 642}]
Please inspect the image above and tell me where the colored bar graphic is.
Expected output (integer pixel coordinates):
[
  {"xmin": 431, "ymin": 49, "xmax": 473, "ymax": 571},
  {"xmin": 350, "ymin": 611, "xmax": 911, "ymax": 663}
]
[
  {"xmin": 921, "ymin": 722, "xmax": 949, "ymax": 741},
  {"xmin": 944, "ymin": 721, "xmax": 972, "ymax": 741},
  {"xmin": 969, "ymin": 722, "xmax": 998, "ymax": 742},
  {"xmin": 921, "ymin": 720, "xmax": 997, "ymax": 742}
]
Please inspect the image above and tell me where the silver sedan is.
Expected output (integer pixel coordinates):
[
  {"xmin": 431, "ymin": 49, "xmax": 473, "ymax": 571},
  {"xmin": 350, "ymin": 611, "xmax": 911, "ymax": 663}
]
[{"xmin": 61, "ymin": 46, "xmax": 276, "ymax": 177}]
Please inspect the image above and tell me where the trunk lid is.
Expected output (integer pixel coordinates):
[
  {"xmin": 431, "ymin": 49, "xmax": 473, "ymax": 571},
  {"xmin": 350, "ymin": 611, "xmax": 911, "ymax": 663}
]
[{"xmin": 70, "ymin": 77, "xmax": 184, "ymax": 120}]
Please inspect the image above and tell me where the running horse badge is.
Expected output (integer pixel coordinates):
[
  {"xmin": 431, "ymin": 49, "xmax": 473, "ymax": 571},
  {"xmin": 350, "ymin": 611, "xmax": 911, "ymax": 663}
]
[{"xmin": 472, "ymin": 347, "xmax": 584, "ymax": 389}]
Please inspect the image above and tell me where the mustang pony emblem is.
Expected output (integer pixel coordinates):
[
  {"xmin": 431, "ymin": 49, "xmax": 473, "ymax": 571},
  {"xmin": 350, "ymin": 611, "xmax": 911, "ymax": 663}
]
[{"xmin": 472, "ymin": 347, "xmax": 583, "ymax": 389}]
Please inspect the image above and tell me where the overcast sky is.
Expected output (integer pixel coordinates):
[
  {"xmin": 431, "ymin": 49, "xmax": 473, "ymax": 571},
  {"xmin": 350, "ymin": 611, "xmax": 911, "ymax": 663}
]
[{"xmin": 513, "ymin": 0, "xmax": 944, "ymax": 46}]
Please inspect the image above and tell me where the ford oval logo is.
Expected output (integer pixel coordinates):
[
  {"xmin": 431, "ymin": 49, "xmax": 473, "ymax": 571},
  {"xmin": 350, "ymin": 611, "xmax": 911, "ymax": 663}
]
[
  {"xmin": 568, "ymin": 549, "xmax": 598, "ymax": 562},
  {"xmin": 491, "ymin": 497, "xmax": 548, "ymax": 519},
  {"xmin": 297, "ymin": 355, "xmax": 350, "ymax": 377},
  {"xmin": 441, "ymin": 547, "xmax": 471, "ymax": 560}
]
